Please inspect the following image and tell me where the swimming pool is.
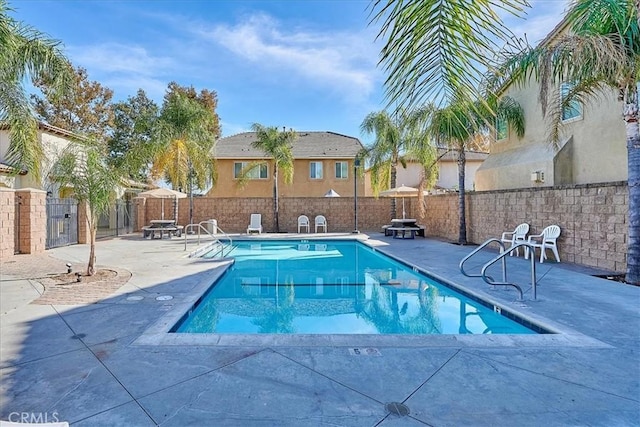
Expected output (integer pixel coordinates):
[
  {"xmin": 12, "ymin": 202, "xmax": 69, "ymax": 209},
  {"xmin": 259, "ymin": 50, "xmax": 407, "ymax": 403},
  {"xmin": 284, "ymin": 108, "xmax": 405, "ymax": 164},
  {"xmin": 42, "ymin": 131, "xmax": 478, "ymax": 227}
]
[{"xmin": 172, "ymin": 240, "xmax": 539, "ymax": 335}]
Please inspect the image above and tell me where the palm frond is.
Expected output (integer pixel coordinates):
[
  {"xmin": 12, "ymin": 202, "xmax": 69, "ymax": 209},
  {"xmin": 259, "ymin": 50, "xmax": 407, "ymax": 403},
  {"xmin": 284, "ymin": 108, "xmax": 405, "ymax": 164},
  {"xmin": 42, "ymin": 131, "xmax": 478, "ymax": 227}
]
[{"xmin": 370, "ymin": 0, "xmax": 529, "ymax": 110}]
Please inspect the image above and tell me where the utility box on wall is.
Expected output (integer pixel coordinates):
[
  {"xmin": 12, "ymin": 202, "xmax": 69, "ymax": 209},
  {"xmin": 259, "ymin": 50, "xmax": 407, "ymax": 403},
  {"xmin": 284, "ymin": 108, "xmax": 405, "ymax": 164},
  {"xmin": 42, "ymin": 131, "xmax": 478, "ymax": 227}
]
[{"xmin": 531, "ymin": 171, "xmax": 545, "ymax": 183}]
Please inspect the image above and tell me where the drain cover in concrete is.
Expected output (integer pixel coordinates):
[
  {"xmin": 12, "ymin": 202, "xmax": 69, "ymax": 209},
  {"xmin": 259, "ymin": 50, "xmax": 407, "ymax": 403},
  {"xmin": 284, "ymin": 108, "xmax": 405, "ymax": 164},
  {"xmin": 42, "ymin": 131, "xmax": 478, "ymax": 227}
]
[
  {"xmin": 126, "ymin": 295, "xmax": 144, "ymax": 301},
  {"xmin": 155, "ymin": 295, "xmax": 173, "ymax": 301},
  {"xmin": 348, "ymin": 348, "xmax": 381, "ymax": 356},
  {"xmin": 385, "ymin": 402, "xmax": 410, "ymax": 416}
]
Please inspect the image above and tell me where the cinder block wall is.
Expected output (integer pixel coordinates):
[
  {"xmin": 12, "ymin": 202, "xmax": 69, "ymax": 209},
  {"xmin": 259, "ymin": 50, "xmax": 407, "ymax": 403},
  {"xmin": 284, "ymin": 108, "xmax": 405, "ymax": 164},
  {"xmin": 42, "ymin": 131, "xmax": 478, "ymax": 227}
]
[
  {"xmin": 171, "ymin": 197, "xmax": 399, "ymax": 234},
  {"xmin": 423, "ymin": 182, "xmax": 628, "ymax": 272},
  {"xmin": 133, "ymin": 181, "xmax": 628, "ymax": 272},
  {"xmin": 0, "ymin": 188, "xmax": 15, "ymax": 259}
]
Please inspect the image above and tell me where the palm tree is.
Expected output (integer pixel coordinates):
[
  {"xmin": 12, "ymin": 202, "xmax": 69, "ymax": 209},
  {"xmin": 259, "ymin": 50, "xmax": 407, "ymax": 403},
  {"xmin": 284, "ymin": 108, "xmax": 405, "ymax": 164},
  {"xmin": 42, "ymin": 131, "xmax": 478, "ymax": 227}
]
[
  {"xmin": 429, "ymin": 93, "xmax": 525, "ymax": 244},
  {"xmin": 52, "ymin": 145, "xmax": 120, "ymax": 276},
  {"xmin": 0, "ymin": 0, "xmax": 73, "ymax": 180},
  {"xmin": 493, "ymin": 0, "xmax": 639, "ymax": 283},
  {"xmin": 360, "ymin": 108, "xmax": 437, "ymax": 219},
  {"xmin": 151, "ymin": 92, "xmax": 218, "ymax": 225},
  {"xmin": 249, "ymin": 124, "xmax": 297, "ymax": 233},
  {"xmin": 369, "ymin": 0, "xmax": 529, "ymax": 110}
]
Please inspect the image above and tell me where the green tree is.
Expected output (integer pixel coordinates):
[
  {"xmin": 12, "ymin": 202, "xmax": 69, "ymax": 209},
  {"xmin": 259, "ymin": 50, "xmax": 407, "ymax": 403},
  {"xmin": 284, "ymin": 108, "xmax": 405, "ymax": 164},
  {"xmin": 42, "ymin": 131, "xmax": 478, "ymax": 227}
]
[
  {"xmin": 31, "ymin": 65, "xmax": 114, "ymax": 141},
  {"xmin": 429, "ymin": 93, "xmax": 524, "ymax": 244},
  {"xmin": 493, "ymin": 0, "xmax": 639, "ymax": 283},
  {"xmin": 151, "ymin": 91, "xmax": 218, "ymax": 224},
  {"xmin": 52, "ymin": 145, "xmax": 121, "ymax": 276},
  {"xmin": 165, "ymin": 82, "xmax": 221, "ymax": 140},
  {"xmin": 0, "ymin": 0, "xmax": 73, "ymax": 180},
  {"xmin": 360, "ymin": 108, "xmax": 437, "ymax": 219},
  {"xmin": 108, "ymin": 89, "xmax": 159, "ymax": 179},
  {"xmin": 249, "ymin": 124, "xmax": 297, "ymax": 233},
  {"xmin": 370, "ymin": 0, "xmax": 528, "ymax": 110}
]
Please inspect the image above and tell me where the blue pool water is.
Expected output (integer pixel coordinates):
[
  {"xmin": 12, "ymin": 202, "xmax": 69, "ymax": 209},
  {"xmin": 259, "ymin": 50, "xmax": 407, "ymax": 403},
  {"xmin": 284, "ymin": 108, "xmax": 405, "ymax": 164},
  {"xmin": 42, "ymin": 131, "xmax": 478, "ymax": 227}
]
[{"xmin": 173, "ymin": 240, "xmax": 538, "ymax": 335}]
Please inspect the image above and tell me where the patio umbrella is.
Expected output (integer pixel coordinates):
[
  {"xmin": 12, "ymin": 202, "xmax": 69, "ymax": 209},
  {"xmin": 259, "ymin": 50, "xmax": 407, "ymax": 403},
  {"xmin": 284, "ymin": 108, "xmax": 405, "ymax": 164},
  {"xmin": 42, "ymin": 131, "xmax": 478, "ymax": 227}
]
[
  {"xmin": 379, "ymin": 185, "xmax": 422, "ymax": 219},
  {"xmin": 324, "ymin": 189, "xmax": 341, "ymax": 197},
  {"xmin": 138, "ymin": 188, "xmax": 187, "ymax": 220}
]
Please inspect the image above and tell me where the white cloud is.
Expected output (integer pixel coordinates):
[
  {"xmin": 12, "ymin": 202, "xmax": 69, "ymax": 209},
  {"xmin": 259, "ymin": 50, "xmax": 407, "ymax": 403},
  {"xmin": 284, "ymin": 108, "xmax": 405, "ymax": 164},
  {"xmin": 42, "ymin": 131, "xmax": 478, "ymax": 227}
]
[
  {"xmin": 198, "ymin": 13, "xmax": 381, "ymax": 102},
  {"xmin": 69, "ymin": 43, "xmax": 174, "ymax": 76},
  {"xmin": 66, "ymin": 43, "xmax": 177, "ymax": 101}
]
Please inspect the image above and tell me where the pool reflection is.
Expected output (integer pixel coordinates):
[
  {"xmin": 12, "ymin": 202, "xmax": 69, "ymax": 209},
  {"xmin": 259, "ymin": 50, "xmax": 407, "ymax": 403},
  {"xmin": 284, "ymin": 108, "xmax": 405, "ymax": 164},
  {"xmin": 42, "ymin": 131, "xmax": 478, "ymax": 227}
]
[{"xmin": 177, "ymin": 241, "xmax": 534, "ymax": 335}]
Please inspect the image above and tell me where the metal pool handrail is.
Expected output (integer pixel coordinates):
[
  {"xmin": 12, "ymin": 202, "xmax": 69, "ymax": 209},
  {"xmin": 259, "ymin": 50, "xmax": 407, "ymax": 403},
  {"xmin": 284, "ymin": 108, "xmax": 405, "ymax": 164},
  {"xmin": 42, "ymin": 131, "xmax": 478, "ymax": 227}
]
[
  {"xmin": 460, "ymin": 239, "xmax": 538, "ymax": 302},
  {"xmin": 459, "ymin": 238, "xmax": 507, "ymax": 283},
  {"xmin": 183, "ymin": 220, "xmax": 233, "ymax": 257}
]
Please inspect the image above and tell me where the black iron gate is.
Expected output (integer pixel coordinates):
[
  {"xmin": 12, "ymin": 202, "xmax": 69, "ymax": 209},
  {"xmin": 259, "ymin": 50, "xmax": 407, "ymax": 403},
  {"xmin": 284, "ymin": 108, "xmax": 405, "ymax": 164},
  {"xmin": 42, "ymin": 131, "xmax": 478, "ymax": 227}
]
[
  {"xmin": 46, "ymin": 198, "xmax": 78, "ymax": 249},
  {"xmin": 96, "ymin": 199, "xmax": 136, "ymax": 239}
]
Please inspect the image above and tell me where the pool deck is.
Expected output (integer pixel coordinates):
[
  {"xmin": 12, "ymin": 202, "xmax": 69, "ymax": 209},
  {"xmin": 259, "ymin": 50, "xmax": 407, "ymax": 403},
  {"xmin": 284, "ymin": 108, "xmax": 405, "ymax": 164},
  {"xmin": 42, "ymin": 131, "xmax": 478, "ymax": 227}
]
[{"xmin": 1, "ymin": 233, "xmax": 638, "ymax": 426}]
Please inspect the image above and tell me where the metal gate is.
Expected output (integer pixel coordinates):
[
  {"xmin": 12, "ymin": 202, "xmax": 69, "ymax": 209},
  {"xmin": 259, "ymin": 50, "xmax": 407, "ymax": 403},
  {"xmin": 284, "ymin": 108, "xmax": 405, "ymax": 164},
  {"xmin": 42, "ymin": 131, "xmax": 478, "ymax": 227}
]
[
  {"xmin": 46, "ymin": 198, "xmax": 78, "ymax": 249},
  {"xmin": 14, "ymin": 194, "xmax": 21, "ymax": 254},
  {"xmin": 96, "ymin": 199, "xmax": 136, "ymax": 239}
]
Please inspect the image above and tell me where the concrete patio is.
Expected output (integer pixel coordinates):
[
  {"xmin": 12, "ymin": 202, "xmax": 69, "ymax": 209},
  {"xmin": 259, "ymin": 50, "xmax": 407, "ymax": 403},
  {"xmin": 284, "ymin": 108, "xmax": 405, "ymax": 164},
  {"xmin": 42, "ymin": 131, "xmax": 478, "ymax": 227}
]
[{"xmin": 1, "ymin": 233, "xmax": 638, "ymax": 426}]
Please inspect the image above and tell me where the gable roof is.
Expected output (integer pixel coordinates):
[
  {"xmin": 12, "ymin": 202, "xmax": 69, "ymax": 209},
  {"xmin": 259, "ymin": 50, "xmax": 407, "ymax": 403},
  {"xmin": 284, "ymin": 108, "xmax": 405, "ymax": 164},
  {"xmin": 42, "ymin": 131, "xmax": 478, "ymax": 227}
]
[
  {"xmin": 214, "ymin": 131, "xmax": 363, "ymax": 159},
  {"xmin": 436, "ymin": 147, "xmax": 489, "ymax": 162}
]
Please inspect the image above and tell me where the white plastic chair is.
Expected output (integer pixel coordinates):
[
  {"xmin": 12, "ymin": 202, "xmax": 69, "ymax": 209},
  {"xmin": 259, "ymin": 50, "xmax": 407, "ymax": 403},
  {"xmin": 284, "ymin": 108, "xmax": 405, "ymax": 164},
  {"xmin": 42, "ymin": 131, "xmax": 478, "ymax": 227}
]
[
  {"xmin": 297, "ymin": 215, "xmax": 310, "ymax": 233},
  {"xmin": 247, "ymin": 214, "xmax": 262, "ymax": 234},
  {"xmin": 315, "ymin": 215, "xmax": 327, "ymax": 233},
  {"xmin": 500, "ymin": 223, "xmax": 529, "ymax": 256},
  {"xmin": 525, "ymin": 225, "xmax": 561, "ymax": 263}
]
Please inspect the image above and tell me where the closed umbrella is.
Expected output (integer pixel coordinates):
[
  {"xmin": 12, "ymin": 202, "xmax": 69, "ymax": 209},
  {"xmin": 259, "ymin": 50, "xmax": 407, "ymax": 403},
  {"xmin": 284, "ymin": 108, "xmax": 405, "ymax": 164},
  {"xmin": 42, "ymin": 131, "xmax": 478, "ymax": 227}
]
[
  {"xmin": 379, "ymin": 185, "xmax": 423, "ymax": 219},
  {"xmin": 138, "ymin": 188, "xmax": 187, "ymax": 220}
]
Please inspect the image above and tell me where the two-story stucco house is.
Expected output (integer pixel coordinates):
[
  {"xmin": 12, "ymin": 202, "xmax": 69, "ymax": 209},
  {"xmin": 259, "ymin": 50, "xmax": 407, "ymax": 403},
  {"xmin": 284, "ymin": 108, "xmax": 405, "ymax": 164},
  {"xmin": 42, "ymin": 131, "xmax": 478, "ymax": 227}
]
[
  {"xmin": 0, "ymin": 122, "xmax": 80, "ymax": 195},
  {"xmin": 364, "ymin": 148, "xmax": 489, "ymax": 195},
  {"xmin": 207, "ymin": 131, "xmax": 365, "ymax": 197},
  {"xmin": 475, "ymin": 20, "xmax": 627, "ymax": 191}
]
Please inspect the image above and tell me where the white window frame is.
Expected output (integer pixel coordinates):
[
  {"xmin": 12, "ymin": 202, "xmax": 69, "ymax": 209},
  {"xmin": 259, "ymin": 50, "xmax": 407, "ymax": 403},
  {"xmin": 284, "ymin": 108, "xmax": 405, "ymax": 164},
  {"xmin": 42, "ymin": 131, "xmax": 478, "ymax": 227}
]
[
  {"xmin": 310, "ymin": 161, "xmax": 323, "ymax": 179},
  {"xmin": 233, "ymin": 162, "xmax": 268, "ymax": 179},
  {"xmin": 335, "ymin": 161, "xmax": 348, "ymax": 179},
  {"xmin": 560, "ymin": 82, "xmax": 583, "ymax": 123}
]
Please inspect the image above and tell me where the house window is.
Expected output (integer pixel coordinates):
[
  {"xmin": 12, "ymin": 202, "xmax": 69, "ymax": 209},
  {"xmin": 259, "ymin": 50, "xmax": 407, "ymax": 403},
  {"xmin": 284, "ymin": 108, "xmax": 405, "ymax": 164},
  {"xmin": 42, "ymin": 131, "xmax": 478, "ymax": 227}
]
[
  {"xmin": 233, "ymin": 162, "xmax": 268, "ymax": 179},
  {"xmin": 310, "ymin": 161, "xmax": 323, "ymax": 179},
  {"xmin": 335, "ymin": 161, "xmax": 348, "ymax": 179},
  {"xmin": 561, "ymin": 82, "xmax": 582, "ymax": 122},
  {"xmin": 496, "ymin": 117, "xmax": 507, "ymax": 140}
]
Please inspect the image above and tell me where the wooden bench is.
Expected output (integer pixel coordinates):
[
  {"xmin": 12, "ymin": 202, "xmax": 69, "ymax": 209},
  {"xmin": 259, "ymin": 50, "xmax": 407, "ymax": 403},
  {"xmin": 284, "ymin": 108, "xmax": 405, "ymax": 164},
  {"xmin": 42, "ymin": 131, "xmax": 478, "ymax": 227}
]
[{"xmin": 387, "ymin": 226, "xmax": 421, "ymax": 239}]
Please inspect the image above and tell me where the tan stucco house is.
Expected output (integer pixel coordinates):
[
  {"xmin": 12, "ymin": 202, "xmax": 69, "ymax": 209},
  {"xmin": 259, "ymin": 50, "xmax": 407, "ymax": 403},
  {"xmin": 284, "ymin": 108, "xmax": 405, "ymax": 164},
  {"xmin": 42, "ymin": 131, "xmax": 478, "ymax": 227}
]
[
  {"xmin": 207, "ymin": 131, "xmax": 365, "ymax": 198},
  {"xmin": 365, "ymin": 148, "xmax": 489, "ymax": 195},
  {"xmin": 475, "ymin": 20, "xmax": 627, "ymax": 191},
  {"xmin": 0, "ymin": 123, "xmax": 80, "ymax": 195}
]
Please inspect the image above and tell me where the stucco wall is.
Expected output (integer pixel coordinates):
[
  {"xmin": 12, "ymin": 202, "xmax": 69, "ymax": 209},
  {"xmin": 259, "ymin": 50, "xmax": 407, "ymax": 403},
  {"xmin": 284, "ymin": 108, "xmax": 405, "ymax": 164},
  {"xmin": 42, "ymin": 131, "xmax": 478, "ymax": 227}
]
[
  {"xmin": 0, "ymin": 128, "xmax": 74, "ymax": 194},
  {"xmin": 373, "ymin": 159, "xmax": 485, "ymax": 195},
  {"xmin": 207, "ymin": 158, "xmax": 364, "ymax": 198},
  {"xmin": 476, "ymin": 76, "xmax": 627, "ymax": 191}
]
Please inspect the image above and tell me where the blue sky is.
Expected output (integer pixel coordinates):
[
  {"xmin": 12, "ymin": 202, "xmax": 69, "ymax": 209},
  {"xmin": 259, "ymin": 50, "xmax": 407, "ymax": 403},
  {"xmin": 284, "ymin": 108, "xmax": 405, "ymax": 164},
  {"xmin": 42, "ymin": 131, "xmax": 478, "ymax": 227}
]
[{"xmin": 12, "ymin": 0, "xmax": 569, "ymax": 144}]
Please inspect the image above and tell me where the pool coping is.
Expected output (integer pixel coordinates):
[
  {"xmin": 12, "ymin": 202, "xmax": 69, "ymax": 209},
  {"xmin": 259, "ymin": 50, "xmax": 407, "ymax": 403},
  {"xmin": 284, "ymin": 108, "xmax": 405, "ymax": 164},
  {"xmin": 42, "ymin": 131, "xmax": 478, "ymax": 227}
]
[{"xmin": 133, "ymin": 238, "xmax": 611, "ymax": 349}]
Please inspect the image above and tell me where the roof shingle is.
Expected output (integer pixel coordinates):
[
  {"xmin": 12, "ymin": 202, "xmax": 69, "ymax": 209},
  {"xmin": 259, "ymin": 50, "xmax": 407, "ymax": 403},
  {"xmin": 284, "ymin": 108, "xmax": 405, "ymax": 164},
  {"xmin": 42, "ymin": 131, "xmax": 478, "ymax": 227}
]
[{"xmin": 214, "ymin": 131, "xmax": 363, "ymax": 159}]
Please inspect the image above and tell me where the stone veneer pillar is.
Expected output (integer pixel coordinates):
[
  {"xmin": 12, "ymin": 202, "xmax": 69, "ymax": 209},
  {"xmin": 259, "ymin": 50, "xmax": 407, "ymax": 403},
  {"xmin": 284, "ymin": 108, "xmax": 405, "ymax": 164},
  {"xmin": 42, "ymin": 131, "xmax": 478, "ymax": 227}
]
[
  {"xmin": 0, "ymin": 187, "xmax": 16, "ymax": 259},
  {"xmin": 15, "ymin": 188, "xmax": 47, "ymax": 254}
]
